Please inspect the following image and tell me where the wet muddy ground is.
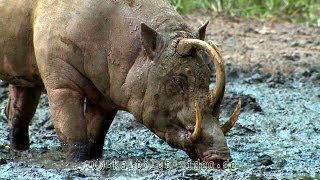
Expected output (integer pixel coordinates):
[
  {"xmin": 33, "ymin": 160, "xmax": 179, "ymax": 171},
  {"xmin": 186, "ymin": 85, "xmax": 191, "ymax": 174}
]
[{"xmin": 0, "ymin": 12, "xmax": 319, "ymax": 179}]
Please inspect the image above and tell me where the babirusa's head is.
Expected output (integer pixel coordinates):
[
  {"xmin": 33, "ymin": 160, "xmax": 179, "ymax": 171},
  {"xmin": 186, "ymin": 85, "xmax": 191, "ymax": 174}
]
[{"xmin": 139, "ymin": 22, "xmax": 241, "ymax": 167}]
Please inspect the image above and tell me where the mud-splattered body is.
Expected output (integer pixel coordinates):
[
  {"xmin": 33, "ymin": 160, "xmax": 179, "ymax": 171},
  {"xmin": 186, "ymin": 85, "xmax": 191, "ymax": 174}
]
[{"xmin": 0, "ymin": 0, "xmax": 240, "ymax": 164}]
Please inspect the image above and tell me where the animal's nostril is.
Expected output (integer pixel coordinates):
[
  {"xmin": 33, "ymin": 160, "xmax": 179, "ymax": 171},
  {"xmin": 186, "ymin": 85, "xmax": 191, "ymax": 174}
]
[{"xmin": 202, "ymin": 153, "xmax": 232, "ymax": 169}]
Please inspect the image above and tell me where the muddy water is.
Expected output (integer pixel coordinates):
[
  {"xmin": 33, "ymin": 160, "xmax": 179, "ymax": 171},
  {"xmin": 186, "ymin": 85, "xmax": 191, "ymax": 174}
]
[{"xmin": 0, "ymin": 74, "xmax": 319, "ymax": 179}]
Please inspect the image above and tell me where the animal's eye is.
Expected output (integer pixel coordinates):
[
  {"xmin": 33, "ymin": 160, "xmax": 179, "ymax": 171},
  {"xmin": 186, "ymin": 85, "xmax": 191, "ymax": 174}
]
[
  {"xmin": 166, "ymin": 75, "xmax": 188, "ymax": 95},
  {"xmin": 172, "ymin": 75, "xmax": 187, "ymax": 91}
]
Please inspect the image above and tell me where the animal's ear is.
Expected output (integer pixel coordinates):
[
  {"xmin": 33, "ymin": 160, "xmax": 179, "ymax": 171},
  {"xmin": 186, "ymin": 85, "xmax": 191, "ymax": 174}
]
[
  {"xmin": 141, "ymin": 23, "xmax": 159, "ymax": 59},
  {"xmin": 193, "ymin": 21, "xmax": 209, "ymax": 40}
]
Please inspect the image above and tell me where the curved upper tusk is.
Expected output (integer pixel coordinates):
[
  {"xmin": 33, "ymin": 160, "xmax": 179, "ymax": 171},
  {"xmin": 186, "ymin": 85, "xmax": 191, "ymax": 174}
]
[
  {"xmin": 208, "ymin": 40, "xmax": 221, "ymax": 57},
  {"xmin": 176, "ymin": 39, "xmax": 225, "ymax": 109},
  {"xmin": 191, "ymin": 100, "xmax": 202, "ymax": 142},
  {"xmin": 221, "ymin": 98, "xmax": 242, "ymax": 134}
]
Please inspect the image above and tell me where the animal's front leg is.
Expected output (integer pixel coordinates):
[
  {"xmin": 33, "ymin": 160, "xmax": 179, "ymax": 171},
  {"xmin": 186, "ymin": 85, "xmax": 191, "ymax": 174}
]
[
  {"xmin": 48, "ymin": 88, "xmax": 89, "ymax": 162},
  {"xmin": 85, "ymin": 101, "xmax": 117, "ymax": 159}
]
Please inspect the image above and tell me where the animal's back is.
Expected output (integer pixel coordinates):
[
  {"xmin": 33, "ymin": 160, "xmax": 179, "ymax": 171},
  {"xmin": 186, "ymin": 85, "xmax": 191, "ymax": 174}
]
[
  {"xmin": 31, "ymin": 0, "xmax": 184, "ymax": 102},
  {"xmin": 0, "ymin": 0, "xmax": 183, "ymax": 88}
]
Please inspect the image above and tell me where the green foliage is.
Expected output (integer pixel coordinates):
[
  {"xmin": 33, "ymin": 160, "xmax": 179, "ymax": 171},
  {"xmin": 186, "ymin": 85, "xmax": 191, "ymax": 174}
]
[
  {"xmin": 170, "ymin": 0, "xmax": 212, "ymax": 14},
  {"xmin": 170, "ymin": 0, "xmax": 320, "ymax": 26}
]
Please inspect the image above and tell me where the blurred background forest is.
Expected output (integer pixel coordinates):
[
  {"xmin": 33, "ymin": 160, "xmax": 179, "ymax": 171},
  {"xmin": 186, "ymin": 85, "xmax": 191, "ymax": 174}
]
[{"xmin": 170, "ymin": 0, "xmax": 320, "ymax": 27}]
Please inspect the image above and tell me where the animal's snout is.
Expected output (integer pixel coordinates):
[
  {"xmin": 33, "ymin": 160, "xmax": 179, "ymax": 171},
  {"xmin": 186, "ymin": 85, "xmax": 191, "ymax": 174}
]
[{"xmin": 201, "ymin": 148, "xmax": 232, "ymax": 168}]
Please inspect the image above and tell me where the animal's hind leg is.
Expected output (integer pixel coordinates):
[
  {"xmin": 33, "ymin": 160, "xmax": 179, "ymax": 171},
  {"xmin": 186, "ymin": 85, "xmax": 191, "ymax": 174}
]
[
  {"xmin": 85, "ymin": 100, "xmax": 117, "ymax": 159},
  {"xmin": 6, "ymin": 85, "xmax": 42, "ymax": 150}
]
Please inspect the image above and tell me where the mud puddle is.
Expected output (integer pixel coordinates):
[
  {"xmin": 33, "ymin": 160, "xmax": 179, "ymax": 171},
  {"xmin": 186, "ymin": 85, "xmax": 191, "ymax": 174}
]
[{"xmin": 0, "ymin": 76, "xmax": 319, "ymax": 179}]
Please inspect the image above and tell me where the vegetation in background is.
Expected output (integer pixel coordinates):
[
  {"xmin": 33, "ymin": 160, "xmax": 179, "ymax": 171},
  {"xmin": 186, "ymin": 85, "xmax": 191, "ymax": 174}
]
[
  {"xmin": 170, "ymin": 0, "xmax": 320, "ymax": 27},
  {"xmin": 170, "ymin": 0, "xmax": 212, "ymax": 14}
]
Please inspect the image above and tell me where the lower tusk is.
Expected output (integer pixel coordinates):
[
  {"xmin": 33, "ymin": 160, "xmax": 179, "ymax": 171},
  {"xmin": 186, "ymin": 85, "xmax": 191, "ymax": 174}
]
[
  {"xmin": 191, "ymin": 100, "xmax": 202, "ymax": 142},
  {"xmin": 221, "ymin": 98, "xmax": 242, "ymax": 134}
]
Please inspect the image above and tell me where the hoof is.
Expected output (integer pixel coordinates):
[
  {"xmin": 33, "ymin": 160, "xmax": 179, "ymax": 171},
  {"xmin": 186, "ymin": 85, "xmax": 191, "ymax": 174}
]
[
  {"xmin": 9, "ymin": 128, "xmax": 30, "ymax": 150},
  {"xmin": 89, "ymin": 142, "xmax": 104, "ymax": 159},
  {"xmin": 64, "ymin": 143, "xmax": 91, "ymax": 162}
]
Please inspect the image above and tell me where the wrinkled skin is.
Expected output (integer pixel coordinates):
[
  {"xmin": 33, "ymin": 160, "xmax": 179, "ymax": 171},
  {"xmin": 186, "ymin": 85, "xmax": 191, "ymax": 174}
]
[{"xmin": 0, "ymin": 0, "xmax": 233, "ymax": 165}]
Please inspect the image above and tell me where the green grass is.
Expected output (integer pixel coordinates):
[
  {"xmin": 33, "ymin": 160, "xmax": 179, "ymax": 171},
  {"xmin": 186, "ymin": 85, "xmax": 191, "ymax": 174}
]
[
  {"xmin": 170, "ymin": 0, "xmax": 320, "ymax": 27},
  {"xmin": 170, "ymin": 0, "xmax": 212, "ymax": 14}
]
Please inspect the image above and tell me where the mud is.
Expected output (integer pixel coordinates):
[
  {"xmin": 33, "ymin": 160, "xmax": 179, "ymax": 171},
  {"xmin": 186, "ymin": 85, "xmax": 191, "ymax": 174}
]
[{"xmin": 0, "ymin": 12, "xmax": 319, "ymax": 179}]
